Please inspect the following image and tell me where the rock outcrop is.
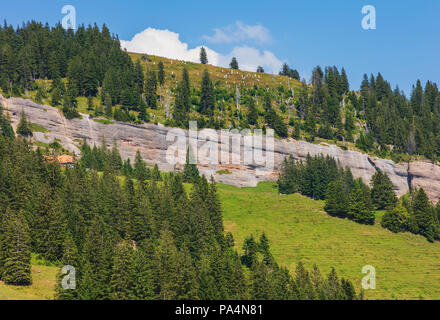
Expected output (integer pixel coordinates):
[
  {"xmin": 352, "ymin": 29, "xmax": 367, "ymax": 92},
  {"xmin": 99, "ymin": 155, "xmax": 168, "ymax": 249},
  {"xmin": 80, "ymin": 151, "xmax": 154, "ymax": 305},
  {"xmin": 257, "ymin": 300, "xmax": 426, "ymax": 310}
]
[{"xmin": 2, "ymin": 94, "xmax": 440, "ymax": 202}]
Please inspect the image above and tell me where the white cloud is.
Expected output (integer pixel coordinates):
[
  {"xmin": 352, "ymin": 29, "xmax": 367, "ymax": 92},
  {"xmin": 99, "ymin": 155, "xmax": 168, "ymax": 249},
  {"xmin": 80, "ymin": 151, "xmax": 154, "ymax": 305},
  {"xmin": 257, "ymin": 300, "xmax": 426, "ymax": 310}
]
[
  {"xmin": 203, "ymin": 21, "xmax": 272, "ymax": 45},
  {"xmin": 121, "ymin": 28, "xmax": 283, "ymax": 74},
  {"xmin": 219, "ymin": 46, "xmax": 283, "ymax": 76}
]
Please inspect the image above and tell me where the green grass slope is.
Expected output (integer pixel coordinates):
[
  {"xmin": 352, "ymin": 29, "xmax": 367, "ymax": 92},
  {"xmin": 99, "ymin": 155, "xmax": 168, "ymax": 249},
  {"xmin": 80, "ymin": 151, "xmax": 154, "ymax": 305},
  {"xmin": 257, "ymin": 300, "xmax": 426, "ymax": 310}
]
[
  {"xmin": 218, "ymin": 181, "xmax": 440, "ymax": 300},
  {"xmin": 0, "ymin": 255, "xmax": 57, "ymax": 300},
  {"xmin": 3, "ymin": 179, "xmax": 440, "ymax": 300}
]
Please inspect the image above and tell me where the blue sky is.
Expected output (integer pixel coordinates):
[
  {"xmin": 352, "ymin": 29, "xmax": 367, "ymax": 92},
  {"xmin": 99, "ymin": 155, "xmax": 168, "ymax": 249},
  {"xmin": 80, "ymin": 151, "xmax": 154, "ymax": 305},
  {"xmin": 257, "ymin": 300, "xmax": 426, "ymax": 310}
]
[{"xmin": 2, "ymin": 0, "xmax": 439, "ymax": 95}]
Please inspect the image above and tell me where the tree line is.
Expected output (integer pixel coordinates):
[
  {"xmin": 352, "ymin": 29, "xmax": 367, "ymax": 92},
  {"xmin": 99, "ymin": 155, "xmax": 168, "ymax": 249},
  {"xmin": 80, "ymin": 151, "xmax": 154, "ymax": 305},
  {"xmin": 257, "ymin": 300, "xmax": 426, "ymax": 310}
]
[
  {"xmin": 3, "ymin": 20, "xmax": 439, "ymax": 161},
  {"xmin": 278, "ymin": 154, "xmax": 440, "ymax": 241}
]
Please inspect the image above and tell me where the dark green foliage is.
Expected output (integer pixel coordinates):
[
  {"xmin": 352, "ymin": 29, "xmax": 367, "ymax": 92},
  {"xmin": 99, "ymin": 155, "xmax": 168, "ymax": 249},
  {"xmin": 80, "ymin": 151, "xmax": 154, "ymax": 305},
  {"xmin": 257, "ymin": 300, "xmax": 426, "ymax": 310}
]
[
  {"xmin": 256, "ymin": 66, "xmax": 265, "ymax": 73},
  {"xmin": 0, "ymin": 103, "xmax": 14, "ymax": 138},
  {"xmin": 371, "ymin": 171, "xmax": 397, "ymax": 210},
  {"xmin": 0, "ymin": 210, "xmax": 32, "ymax": 286},
  {"xmin": 151, "ymin": 164, "xmax": 162, "ymax": 181},
  {"xmin": 104, "ymin": 94, "xmax": 113, "ymax": 118},
  {"xmin": 199, "ymin": 69, "xmax": 215, "ymax": 118},
  {"xmin": 145, "ymin": 69, "xmax": 158, "ymax": 109},
  {"xmin": 200, "ymin": 47, "xmax": 208, "ymax": 65},
  {"xmin": 324, "ymin": 180, "xmax": 349, "ymax": 218},
  {"xmin": 16, "ymin": 110, "xmax": 33, "ymax": 137},
  {"xmin": 183, "ymin": 147, "xmax": 200, "ymax": 183},
  {"xmin": 348, "ymin": 181, "xmax": 375, "ymax": 225},
  {"xmin": 263, "ymin": 95, "xmax": 288, "ymax": 138},
  {"xmin": 133, "ymin": 150, "xmax": 150, "ymax": 181},
  {"xmin": 381, "ymin": 204, "xmax": 409, "ymax": 233},
  {"xmin": 279, "ymin": 63, "xmax": 300, "ymax": 80},
  {"xmin": 230, "ymin": 57, "xmax": 239, "ymax": 70},
  {"xmin": 173, "ymin": 68, "xmax": 191, "ymax": 127},
  {"xmin": 110, "ymin": 241, "xmax": 135, "ymax": 300},
  {"xmin": 410, "ymin": 188, "xmax": 437, "ymax": 242},
  {"xmin": 158, "ymin": 61, "xmax": 165, "ymax": 86},
  {"xmin": 55, "ymin": 233, "xmax": 80, "ymax": 300},
  {"xmin": 278, "ymin": 154, "xmax": 341, "ymax": 200},
  {"xmin": 247, "ymin": 97, "xmax": 259, "ymax": 125}
]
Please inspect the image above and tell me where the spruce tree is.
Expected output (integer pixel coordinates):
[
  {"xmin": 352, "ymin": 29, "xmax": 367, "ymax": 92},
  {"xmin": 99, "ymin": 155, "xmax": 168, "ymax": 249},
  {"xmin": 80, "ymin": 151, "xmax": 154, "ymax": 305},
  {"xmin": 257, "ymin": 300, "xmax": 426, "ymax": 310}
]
[
  {"xmin": 251, "ymin": 262, "xmax": 272, "ymax": 299},
  {"xmin": 154, "ymin": 225, "xmax": 180, "ymax": 300},
  {"xmin": 158, "ymin": 61, "xmax": 165, "ymax": 87},
  {"xmin": 0, "ymin": 102, "xmax": 14, "ymax": 138},
  {"xmin": 16, "ymin": 110, "xmax": 33, "ymax": 137},
  {"xmin": 145, "ymin": 70, "xmax": 158, "ymax": 109},
  {"xmin": 324, "ymin": 180, "xmax": 348, "ymax": 218},
  {"xmin": 104, "ymin": 93, "xmax": 113, "ymax": 118},
  {"xmin": 230, "ymin": 57, "xmax": 239, "ymax": 70},
  {"xmin": 348, "ymin": 182, "xmax": 375, "ymax": 225},
  {"xmin": 381, "ymin": 204, "xmax": 409, "ymax": 233},
  {"xmin": 411, "ymin": 188, "xmax": 436, "ymax": 241},
  {"xmin": 200, "ymin": 47, "xmax": 208, "ymax": 65},
  {"xmin": 173, "ymin": 68, "xmax": 191, "ymax": 126},
  {"xmin": 247, "ymin": 97, "xmax": 258, "ymax": 126},
  {"xmin": 371, "ymin": 172, "xmax": 397, "ymax": 210},
  {"xmin": 2, "ymin": 210, "xmax": 32, "ymax": 286},
  {"xmin": 199, "ymin": 69, "xmax": 215, "ymax": 118},
  {"xmin": 134, "ymin": 150, "xmax": 149, "ymax": 181},
  {"xmin": 183, "ymin": 146, "xmax": 200, "ymax": 183},
  {"xmin": 55, "ymin": 233, "xmax": 80, "ymax": 300},
  {"xmin": 130, "ymin": 244, "xmax": 156, "ymax": 299},
  {"xmin": 110, "ymin": 241, "xmax": 135, "ymax": 300}
]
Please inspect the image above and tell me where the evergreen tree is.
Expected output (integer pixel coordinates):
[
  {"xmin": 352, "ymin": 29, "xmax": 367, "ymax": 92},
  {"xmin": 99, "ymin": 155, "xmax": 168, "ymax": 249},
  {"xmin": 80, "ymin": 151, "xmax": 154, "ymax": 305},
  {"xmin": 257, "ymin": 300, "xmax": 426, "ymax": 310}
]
[
  {"xmin": 0, "ymin": 102, "xmax": 14, "ymax": 138},
  {"xmin": 200, "ymin": 47, "xmax": 208, "ymax": 65},
  {"xmin": 130, "ymin": 245, "xmax": 156, "ymax": 300},
  {"xmin": 381, "ymin": 204, "xmax": 409, "ymax": 233},
  {"xmin": 230, "ymin": 57, "xmax": 239, "ymax": 70},
  {"xmin": 324, "ymin": 180, "xmax": 348, "ymax": 218},
  {"xmin": 151, "ymin": 164, "xmax": 161, "ymax": 181},
  {"xmin": 247, "ymin": 97, "xmax": 258, "ymax": 126},
  {"xmin": 158, "ymin": 61, "xmax": 165, "ymax": 87},
  {"xmin": 411, "ymin": 188, "xmax": 436, "ymax": 241},
  {"xmin": 134, "ymin": 150, "xmax": 149, "ymax": 181},
  {"xmin": 155, "ymin": 226, "xmax": 181, "ymax": 300},
  {"xmin": 145, "ymin": 70, "xmax": 158, "ymax": 109},
  {"xmin": 1, "ymin": 210, "xmax": 32, "ymax": 286},
  {"xmin": 256, "ymin": 66, "xmax": 265, "ymax": 73},
  {"xmin": 16, "ymin": 110, "xmax": 33, "ymax": 137},
  {"xmin": 104, "ymin": 93, "xmax": 113, "ymax": 118},
  {"xmin": 371, "ymin": 172, "xmax": 397, "ymax": 210},
  {"xmin": 199, "ymin": 69, "xmax": 215, "ymax": 118},
  {"xmin": 348, "ymin": 182, "xmax": 375, "ymax": 225},
  {"xmin": 173, "ymin": 68, "xmax": 191, "ymax": 126},
  {"xmin": 55, "ymin": 233, "xmax": 80, "ymax": 300},
  {"xmin": 110, "ymin": 241, "xmax": 135, "ymax": 300},
  {"xmin": 183, "ymin": 146, "xmax": 200, "ymax": 183}
]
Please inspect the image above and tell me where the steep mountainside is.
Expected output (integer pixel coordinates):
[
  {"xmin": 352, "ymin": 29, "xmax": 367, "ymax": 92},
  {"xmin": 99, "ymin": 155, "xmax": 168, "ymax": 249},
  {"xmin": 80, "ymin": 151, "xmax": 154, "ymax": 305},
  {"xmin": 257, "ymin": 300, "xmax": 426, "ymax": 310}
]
[{"xmin": 4, "ymin": 94, "xmax": 440, "ymax": 202}]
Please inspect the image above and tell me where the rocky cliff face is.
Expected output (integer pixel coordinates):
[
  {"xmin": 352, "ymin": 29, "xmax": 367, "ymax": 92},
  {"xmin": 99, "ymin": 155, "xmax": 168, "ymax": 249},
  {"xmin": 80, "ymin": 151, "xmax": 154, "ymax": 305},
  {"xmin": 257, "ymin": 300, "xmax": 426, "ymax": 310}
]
[{"xmin": 2, "ymin": 94, "xmax": 439, "ymax": 202}]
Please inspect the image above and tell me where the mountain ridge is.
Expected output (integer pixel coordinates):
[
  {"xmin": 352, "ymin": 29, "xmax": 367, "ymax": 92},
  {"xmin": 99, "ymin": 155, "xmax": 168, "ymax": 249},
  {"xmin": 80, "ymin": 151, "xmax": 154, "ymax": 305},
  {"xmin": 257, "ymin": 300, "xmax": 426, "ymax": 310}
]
[{"xmin": 4, "ymin": 93, "xmax": 440, "ymax": 203}]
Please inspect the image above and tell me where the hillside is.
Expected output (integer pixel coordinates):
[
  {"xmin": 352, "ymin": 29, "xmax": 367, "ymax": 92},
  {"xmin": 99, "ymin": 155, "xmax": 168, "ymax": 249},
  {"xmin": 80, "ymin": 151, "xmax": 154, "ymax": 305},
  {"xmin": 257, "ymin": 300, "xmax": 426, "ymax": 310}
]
[
  {"xmin": 129, "ymin": 53, "xmax": 302, "ymax": 91},
  {"xmin": 219, "ymin": 182, "xmax": 440, "ymax": 300},
  {"xmin": 3, "ymin": 180, "xmax": 440, "ymax": 300}
]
